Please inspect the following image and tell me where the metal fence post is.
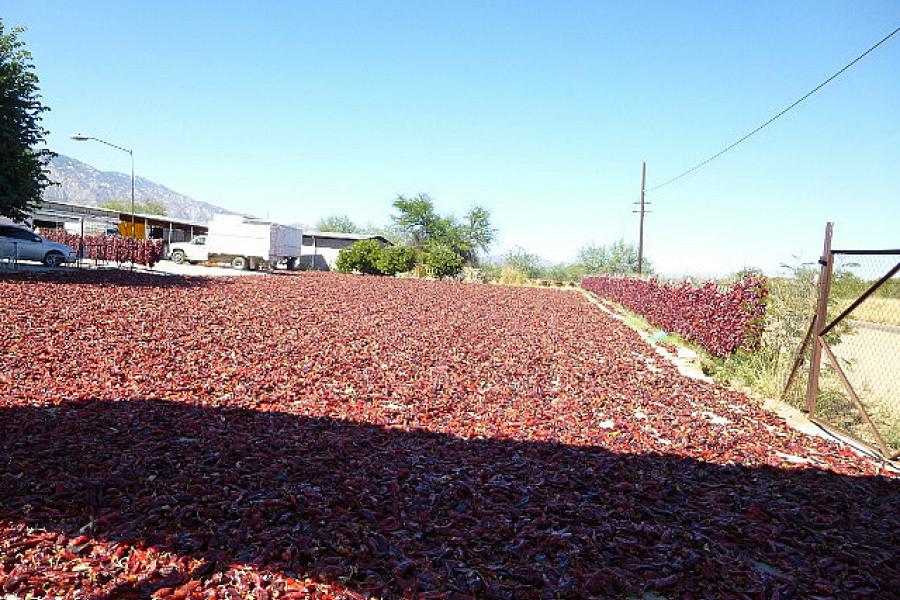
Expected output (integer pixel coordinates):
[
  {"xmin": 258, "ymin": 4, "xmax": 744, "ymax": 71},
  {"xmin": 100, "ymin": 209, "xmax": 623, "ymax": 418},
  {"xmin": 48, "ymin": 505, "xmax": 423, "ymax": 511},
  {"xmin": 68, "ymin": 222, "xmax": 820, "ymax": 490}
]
[
  {"xmin": 805, "ymin": 222, "xmax": 833, "ymax": 415},
  {"xmin": 79, "ymin": 217, "xmax": 85, "ymax": 269},
  {"xmin": 1, "ymin": 242, "xmax": 18, "ymax": 271}
]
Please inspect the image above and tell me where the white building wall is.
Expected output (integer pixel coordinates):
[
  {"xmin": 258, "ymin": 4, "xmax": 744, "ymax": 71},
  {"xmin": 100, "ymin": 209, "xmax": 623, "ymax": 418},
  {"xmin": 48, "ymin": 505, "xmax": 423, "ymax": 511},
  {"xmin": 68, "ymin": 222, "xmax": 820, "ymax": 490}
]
[
  {"xmin": 300, "ymin": 236, "xmax": 388, "ymax": 271},
  {"xmin": 301, "ymin": 238, "xmax": 355, "ymax": 270},
  {"xmin": 302, "ymin": 244, "xmax": 341, "ymax": 269}
]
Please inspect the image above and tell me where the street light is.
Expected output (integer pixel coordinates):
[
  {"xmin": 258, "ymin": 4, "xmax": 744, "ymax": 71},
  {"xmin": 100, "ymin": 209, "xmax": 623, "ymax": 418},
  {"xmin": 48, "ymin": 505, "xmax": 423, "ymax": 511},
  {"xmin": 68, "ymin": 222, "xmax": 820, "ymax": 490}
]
[{"xmin": 71, "ymin": 134, "xmax": 136, "ymax": 268}]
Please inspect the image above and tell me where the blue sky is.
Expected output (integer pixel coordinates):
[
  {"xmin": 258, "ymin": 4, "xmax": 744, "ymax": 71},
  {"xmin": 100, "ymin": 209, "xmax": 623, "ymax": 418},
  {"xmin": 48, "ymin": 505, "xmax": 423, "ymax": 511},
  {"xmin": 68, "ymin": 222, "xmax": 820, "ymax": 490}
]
[{"xmin": 4, "ymin": 1, "xmax": 899, "ymax": 274}]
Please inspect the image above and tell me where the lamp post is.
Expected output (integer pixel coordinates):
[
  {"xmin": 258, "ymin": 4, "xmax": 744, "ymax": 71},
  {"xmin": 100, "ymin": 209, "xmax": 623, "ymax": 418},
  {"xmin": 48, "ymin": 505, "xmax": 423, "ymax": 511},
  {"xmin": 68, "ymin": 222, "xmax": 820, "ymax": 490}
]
[{"xmin": 71, "ymin": 134, "xmax": 136, "ymax": 268}]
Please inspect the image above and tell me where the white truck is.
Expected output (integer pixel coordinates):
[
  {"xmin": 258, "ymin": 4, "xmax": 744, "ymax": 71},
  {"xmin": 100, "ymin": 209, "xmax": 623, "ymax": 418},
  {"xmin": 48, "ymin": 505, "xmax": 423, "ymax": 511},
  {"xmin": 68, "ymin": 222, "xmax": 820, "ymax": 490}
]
[{"xmin": 168, "ymin": 214, "xmax": 303, "ymax": 270}]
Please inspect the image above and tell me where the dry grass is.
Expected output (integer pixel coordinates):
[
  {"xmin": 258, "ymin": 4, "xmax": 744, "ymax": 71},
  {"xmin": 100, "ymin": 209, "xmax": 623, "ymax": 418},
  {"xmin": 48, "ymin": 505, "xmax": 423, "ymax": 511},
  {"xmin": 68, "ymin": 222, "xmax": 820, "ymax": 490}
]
[{"xmin": 842, "ymin": 297, "xmax": 900, "ymax": 326}]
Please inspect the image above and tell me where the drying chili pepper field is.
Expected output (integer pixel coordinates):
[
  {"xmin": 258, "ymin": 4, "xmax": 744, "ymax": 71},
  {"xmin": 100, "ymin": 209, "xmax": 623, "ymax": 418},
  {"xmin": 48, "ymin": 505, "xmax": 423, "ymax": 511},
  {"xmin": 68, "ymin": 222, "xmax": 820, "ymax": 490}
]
[{"xmin": 1, "ymin": 271, "xmax": 898, "ymax": 599}]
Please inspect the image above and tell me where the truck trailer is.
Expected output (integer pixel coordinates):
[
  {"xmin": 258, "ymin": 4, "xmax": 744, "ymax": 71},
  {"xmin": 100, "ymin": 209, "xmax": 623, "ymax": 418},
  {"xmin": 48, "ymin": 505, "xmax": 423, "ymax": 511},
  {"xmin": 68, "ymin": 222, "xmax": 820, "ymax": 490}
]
[{"xmin": 168, "ymin": 214, "xmax": 302, "ymax": 270}]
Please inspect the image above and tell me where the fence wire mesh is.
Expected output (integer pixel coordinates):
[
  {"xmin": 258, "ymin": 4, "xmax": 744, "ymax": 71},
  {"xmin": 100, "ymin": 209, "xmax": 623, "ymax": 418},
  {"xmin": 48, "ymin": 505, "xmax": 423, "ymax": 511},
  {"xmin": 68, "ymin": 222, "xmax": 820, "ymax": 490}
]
[
  {"xmin": 781, "ymin": 322, "xmax": 814, "ymax": 410},
  {"xmin": 818, "ymin": 252, "xmax": 900, "ymax": 456}
]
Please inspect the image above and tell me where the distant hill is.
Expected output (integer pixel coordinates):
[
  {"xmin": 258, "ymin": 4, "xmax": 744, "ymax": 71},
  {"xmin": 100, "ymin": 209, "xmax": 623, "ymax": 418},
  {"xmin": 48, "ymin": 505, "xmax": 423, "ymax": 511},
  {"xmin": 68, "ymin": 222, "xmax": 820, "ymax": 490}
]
[{"xmin": 42, "ymin": 154, "xmax": 232, "ymax": 223}]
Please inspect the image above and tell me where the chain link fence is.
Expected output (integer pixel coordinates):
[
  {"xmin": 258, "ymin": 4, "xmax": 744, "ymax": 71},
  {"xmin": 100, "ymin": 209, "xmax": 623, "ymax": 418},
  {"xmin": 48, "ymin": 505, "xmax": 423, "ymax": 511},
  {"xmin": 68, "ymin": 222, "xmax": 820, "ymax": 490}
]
[{"xmin": 783, "ymin": 242, "xmax": 900, "ymax": 459}]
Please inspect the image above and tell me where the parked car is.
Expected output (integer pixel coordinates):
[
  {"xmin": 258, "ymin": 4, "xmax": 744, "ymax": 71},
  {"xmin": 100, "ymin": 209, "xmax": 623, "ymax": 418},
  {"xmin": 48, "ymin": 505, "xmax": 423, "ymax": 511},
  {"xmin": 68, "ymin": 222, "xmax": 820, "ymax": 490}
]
[{"xmin": 0, "ymin": 224, "xmax": 77, "ymax": 267}]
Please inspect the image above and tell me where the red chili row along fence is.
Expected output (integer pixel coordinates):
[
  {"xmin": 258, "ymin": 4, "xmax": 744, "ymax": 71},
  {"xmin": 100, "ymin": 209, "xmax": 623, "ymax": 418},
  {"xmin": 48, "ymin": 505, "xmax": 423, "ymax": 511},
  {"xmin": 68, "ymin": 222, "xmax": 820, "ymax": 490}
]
[
  {"xmin": 581, "ymin": 274, "xmax": 768, "ymax": 357},
  {"xmin": 40, "ymin": 229, "xmax": 163, "ymax": 268}
]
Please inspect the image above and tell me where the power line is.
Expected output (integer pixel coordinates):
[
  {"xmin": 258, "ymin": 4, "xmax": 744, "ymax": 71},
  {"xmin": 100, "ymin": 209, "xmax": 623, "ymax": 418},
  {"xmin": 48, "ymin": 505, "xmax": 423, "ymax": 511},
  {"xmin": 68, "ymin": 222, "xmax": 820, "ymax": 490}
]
[{"xmin": 647, "ymin": 25, "xmax": 900, "ymax": 192}]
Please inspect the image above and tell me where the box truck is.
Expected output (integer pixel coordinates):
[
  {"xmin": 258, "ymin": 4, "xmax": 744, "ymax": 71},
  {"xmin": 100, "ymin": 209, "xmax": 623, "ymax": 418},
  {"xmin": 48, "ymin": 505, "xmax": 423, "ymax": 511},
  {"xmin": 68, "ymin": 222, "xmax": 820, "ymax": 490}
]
[{"xmin": 168, "ymin": 214, "xmax": 302, "ymax": 270}]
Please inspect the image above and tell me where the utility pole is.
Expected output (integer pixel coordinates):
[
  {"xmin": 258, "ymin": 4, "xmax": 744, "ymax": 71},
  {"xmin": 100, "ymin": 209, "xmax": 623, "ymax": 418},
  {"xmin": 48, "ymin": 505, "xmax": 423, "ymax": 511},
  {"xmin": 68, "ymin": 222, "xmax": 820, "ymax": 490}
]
[{"xmin": 634, "ymin": 161, "xmax": 648, "ymax": 275}]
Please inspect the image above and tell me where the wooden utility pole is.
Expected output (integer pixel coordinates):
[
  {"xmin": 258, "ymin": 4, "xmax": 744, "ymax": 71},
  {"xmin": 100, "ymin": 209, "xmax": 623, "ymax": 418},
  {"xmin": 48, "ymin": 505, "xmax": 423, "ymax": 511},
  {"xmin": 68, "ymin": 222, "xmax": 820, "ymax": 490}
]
[{"xmin": 636, "ymin": 162, "xmax": 647, "ymax": 275}]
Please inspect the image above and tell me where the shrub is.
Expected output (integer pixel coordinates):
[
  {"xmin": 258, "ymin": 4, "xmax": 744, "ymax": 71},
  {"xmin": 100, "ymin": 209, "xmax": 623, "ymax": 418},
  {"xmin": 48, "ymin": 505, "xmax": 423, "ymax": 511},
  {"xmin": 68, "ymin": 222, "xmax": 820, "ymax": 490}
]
[
  {"xmin": 498, "ymin": 267, "xmax": 528, "ymax": 286},
  {"xmin": 543, "ymin": 262, "xmax": 587, "ymax": 282},
  {"xmin": 479, "ymin": 263, "xmax": 501, "ymax": 282},
  {"xmin": 716, "ymin": 263, "xmax": 856, "ymax": 415},
  {"xmin": 336, "ymin": 239, "xmax": 383, "ymax": 275},
  {"xmin": 461, "ymin": 267, "xmax": 487, "ymax": 283},
  {"xmin": 425, "ymin": 245, "xmax": 464, "ymax": 279},
  {"xmin": 376, "ymin": 245, "xmax": 417, "ymax": 276},
  {"xmin": 503, "ymin": 247, "xmax": 544, "ymax": 279}
]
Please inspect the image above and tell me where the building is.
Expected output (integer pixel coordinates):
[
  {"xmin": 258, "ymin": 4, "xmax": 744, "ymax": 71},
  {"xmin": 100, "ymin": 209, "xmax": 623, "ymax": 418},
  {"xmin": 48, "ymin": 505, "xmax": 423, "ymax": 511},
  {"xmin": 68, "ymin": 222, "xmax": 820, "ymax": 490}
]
[
  {"xmin": 29, "ymin": 202, "xmax": 392, "ymax": 270},
  {"xmin": 301, "ymin": 230, "xmax": 392, "ymax": 270},
  {"xmin": 32, "ymin": 200, "xmax": 208, "ymax": 254}
]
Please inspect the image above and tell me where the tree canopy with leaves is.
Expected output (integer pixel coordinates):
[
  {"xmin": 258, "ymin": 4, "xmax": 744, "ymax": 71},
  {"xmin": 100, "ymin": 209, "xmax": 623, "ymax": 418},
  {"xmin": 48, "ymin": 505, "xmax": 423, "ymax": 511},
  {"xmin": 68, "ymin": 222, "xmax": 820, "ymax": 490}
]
[
  {"xmin": 390, "ymin": 194, "xmax": 496, "ymax": 264},
  {"xmin": 335, "ymin": 239, "xmax": 383, "ymax": 275},
  {"xmin": 425, "ymin": 244, "xmax": 464, "ymax": 279},
  {"xmin": 99, "ymin": 199, "xmax": 167, "ymax": 216},
  {"xmin": 315, "ymin": 214, "xmax": 359, "ymax": 233},
  {"xmin": 0, "ymin": 21, "xmax": 54, "ymax": 222},
  {"xmin": 503, "ymin": 246, "xmax": 544, "ymax": 279},
  {"xmin": 577, "ymin": 239, "xmax": 651, "ymax": 275}
]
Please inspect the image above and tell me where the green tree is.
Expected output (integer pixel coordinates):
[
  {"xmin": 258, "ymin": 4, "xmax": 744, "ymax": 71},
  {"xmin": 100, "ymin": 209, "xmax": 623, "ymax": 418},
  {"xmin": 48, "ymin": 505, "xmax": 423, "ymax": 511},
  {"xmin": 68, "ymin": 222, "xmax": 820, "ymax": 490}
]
[
  {"xmin": 425, "ymin": 244, "xmax": 464, "ymax": 279},
  {"xmin": 391, "ymin": 194, "xmax": 496, "ymax": 264},
  {"xmin": 99, "ymin": 199, "xmax": 129, "ymax": 213},
  {"xmin": 504, "ymin": 246, "xmax": 544, "ymax": 279},
  {"xmin": 391, "ymin": 194, "xmax": 448, "ymax": 247},
  {"xmin": 576, "ymin": 243, "xmax": 608, "ymax": 273},
  {"xmin": 99, "ymin": 199, "xmax": 167, "ymax": 215},
  {"xmin": 459, "ymin": 205, "xmax": 497, "ymax": 264},
  {"xmin": 577, "ymin": 239, "xmax": 651, "ymax": 274},
  {"xmin": 316, "ymin": 214, "xmax": 359, "ymax": 233},
  {"xmin": 142, "ymin": 199, "xmax": 167, "ymax": 216},
  {"xmin": 335, "ymin": 239, "xmax": 384, "ymax": 275},
  {"xmin": 376, "ymin": 245, "xmax": 417, "ymax": 275},
  {"xmin": 735, "ymin": 266, "xmax": 765, "ymax": 279},
  {"xmin": 544, "ymin": 262, "xmax": 587, "ymax": 282},
  {"xmin": 365, "ymin": 221, "xmax": 410, "ymax": 246},
  {"xmin": 831, "ymin": 266, "xmax": 867, "ymax": 302},
  {"xmin": 0, "ymin": 22, "xmax": 54, "ymax": 222}
]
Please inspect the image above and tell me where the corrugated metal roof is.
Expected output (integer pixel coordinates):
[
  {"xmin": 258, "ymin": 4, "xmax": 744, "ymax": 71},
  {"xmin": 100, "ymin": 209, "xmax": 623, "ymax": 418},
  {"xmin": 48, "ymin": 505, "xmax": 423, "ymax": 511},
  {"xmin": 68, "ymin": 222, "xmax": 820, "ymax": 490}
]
[
  {"xmin": 38, "ymin": 200, "xmax": 209, "ymax": 228},
  {"xmin": 304, "ymin": 230, "xmax": 392, "ymax": 244}
]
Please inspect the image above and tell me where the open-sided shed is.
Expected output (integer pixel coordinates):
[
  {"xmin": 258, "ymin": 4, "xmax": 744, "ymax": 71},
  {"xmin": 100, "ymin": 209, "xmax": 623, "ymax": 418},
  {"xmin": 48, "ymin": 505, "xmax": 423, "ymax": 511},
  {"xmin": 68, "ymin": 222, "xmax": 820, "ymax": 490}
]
[{"xmin": 301, "ymin": 230, "xmax": 391, "ymax": 270}]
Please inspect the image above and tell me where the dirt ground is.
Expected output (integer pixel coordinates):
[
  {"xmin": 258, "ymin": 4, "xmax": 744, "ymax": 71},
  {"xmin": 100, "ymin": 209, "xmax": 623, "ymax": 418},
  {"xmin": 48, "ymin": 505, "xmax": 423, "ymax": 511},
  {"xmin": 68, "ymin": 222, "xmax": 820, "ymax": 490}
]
[
  {"xmin": 831, "ymin": 321, "xmax": 900, "ymax": 441},
  {"xmin": 833, "ymin": 322, "xmax": 900, "ymax": 412}
]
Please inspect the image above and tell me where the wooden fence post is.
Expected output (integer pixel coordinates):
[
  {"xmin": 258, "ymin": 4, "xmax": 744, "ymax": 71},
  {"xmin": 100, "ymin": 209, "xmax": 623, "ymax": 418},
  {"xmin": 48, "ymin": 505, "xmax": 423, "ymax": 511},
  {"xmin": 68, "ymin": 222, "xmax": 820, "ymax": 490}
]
[{"xmin": 805, "ymin": 222, "xmax": 833, "ymax": 415}]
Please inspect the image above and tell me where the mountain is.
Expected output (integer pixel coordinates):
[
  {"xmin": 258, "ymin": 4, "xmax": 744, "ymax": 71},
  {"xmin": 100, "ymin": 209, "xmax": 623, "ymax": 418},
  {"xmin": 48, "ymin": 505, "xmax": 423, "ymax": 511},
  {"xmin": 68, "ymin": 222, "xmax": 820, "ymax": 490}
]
[{"xmin": 42, "ymin": 154, "xmax": 233, "ymax": 223}]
